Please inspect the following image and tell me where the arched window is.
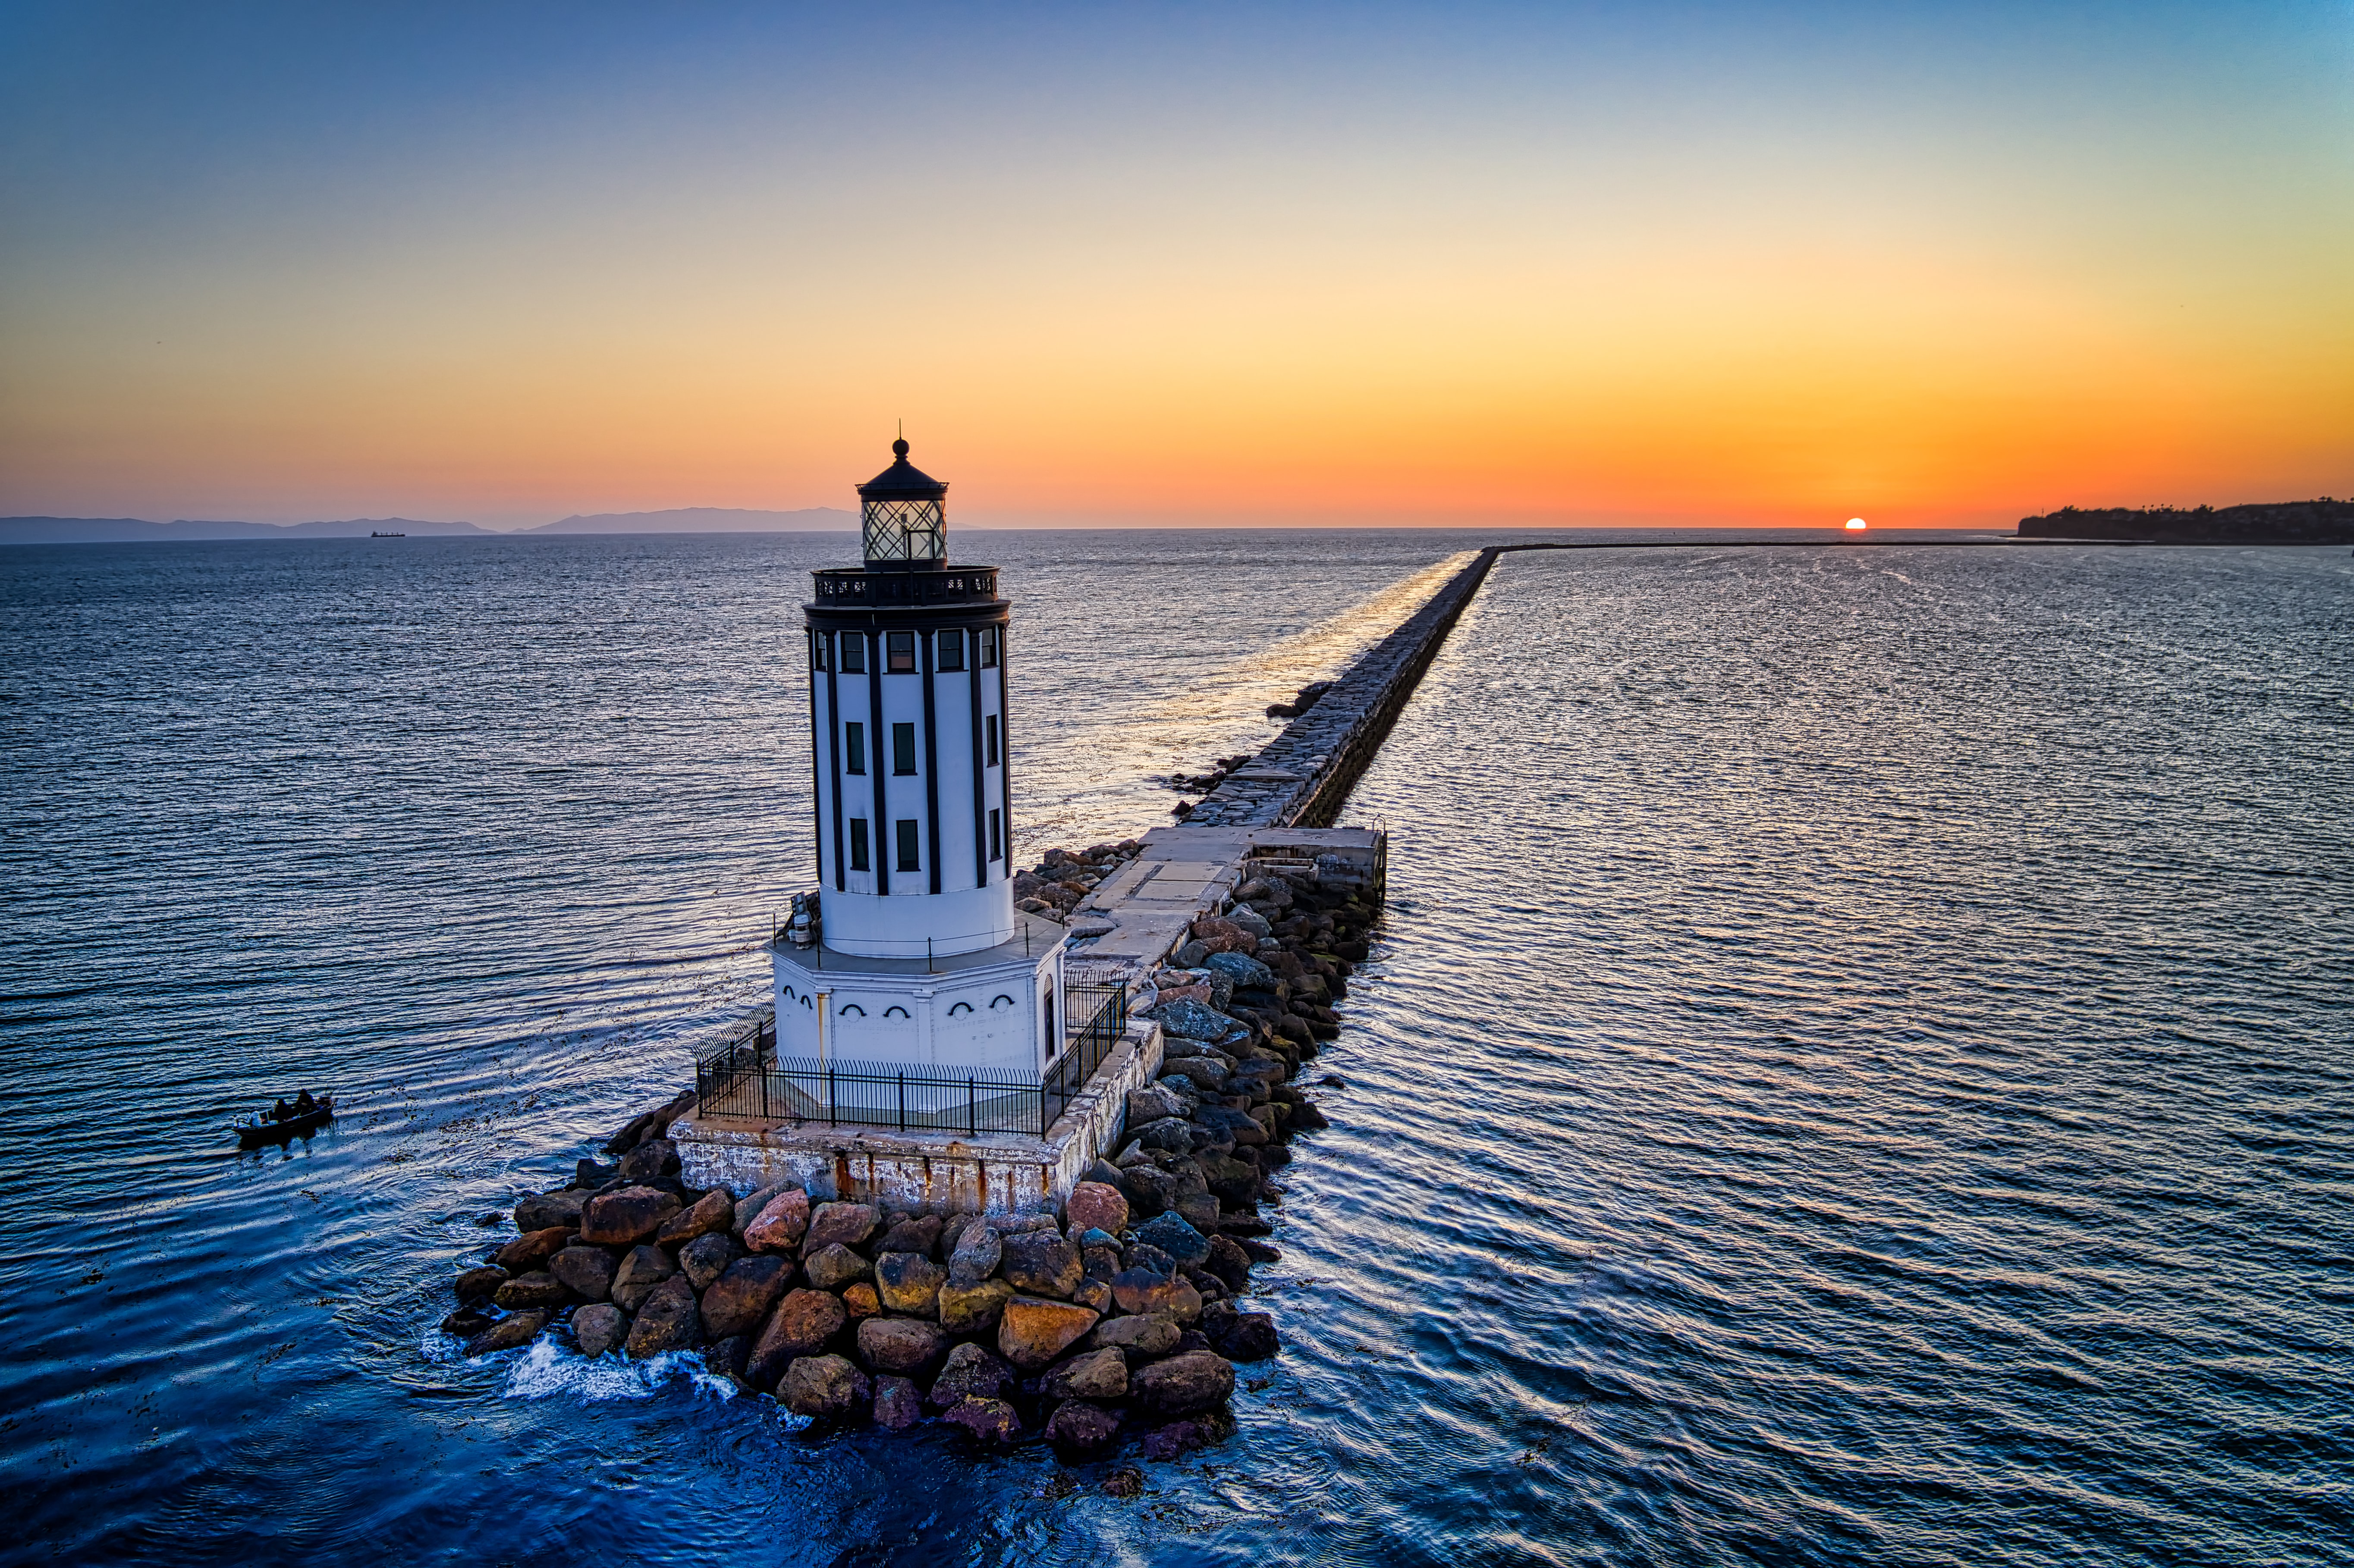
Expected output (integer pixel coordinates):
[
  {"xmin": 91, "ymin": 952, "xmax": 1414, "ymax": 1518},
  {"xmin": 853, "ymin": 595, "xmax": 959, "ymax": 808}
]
[
  {"xmin": 947, "ymin": 1002, "xmax": 974, "ymax": 1016},
  {"xmin": 840, "ymin": 1004, "xmax": 867, "ymax": 1017},
  {"xmin": 990, "ymin": 994, "xmax": 1015, "ymax": 1010},
  {"xmin": 884, "ymin": 1006, "xmax": 910, "ymax": 1019}
]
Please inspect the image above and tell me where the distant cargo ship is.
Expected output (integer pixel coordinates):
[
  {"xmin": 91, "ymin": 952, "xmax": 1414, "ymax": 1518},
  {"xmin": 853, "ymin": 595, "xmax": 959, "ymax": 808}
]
[{"xmin": 371, "ymin": 530, "xmax": 405, "ymax": 537}]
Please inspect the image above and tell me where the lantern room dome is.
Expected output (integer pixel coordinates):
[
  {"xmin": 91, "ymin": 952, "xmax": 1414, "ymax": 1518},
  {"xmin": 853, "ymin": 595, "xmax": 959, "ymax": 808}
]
[{"xmin": 856, "ymin": 438, "xmax": 948, "ymax": 502}]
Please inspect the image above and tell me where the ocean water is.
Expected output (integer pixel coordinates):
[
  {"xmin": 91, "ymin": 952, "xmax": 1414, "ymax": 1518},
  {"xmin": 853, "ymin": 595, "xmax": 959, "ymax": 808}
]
[{"xmin": 1, "ymin": 530, "xmax": 2347, "ymax": 1565}]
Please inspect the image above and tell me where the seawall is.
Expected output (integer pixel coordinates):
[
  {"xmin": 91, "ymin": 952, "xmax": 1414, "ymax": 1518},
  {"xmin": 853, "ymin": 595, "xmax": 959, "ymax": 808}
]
[{"xmin": 1181, "ymin": 548, "xmax": 1502, "ymax": 830}]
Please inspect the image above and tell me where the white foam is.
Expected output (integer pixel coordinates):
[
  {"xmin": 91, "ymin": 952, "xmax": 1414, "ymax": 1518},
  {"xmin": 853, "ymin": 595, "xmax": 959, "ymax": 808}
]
[{"xmin": 501, "ymin": 1336, "xmax": 740, "ymax": 1404}]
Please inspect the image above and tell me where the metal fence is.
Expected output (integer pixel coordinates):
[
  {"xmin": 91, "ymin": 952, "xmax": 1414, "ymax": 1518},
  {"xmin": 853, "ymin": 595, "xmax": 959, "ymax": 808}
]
[{"xmin": 693, "ymin": 982, "xmax": 1128, "ymax": 1138}]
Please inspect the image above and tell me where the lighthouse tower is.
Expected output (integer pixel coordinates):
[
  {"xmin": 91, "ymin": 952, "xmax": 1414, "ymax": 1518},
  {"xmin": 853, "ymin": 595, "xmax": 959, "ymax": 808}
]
[{"xmin": 773, "ymin": 438, "xmax": 1063, "ymax": 1076}]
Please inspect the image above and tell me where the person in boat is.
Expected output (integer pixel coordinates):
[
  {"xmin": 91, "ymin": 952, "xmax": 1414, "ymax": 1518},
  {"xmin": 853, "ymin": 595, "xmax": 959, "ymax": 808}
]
[
  {"xmin": 271, "ymin": 1098, "xmax": 292, "ymax": 1123},
  {"xmin": 294, "ymin": 1089, "xmax": 318, "ymax": 1116}
]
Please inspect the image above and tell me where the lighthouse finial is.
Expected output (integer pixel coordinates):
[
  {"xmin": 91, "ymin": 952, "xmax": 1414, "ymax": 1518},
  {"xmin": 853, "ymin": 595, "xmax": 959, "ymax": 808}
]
[{"xmin": 893, "ymin": 418, "xmax": 908, "ymax": 459}]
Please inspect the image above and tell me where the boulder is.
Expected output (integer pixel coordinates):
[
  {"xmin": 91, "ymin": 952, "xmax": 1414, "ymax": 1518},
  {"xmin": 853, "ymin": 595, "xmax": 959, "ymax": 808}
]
[
  {"xmin": 876, "ymin": 1215, "xmax": 943, "ymax": 1257},
  {"xmin": 704, "ymin": 1334, "xmax": 751, "ymax": 1383},
  {"xmin": 1119, "ymin": 1163, "xmax": 1179, "ymax": 1219},
  {"xmin": 1131, "ymin": 1350, "xmax": 1235, "ymax": 1415},
  {"xmin": 748, "ymin": 1288, "xmax": 845, "ymax": 1386},
  {"xmin": 940, "ymin": 1398, "xmax": 1022, "ymax": 1444},
  {"xmin": 936, "ymin": 1277, "xmax": 1015, "ymax": 1335},
  {"xmin": 875, "ymin": 1252, "xmax": 947, "ymax": 1317},
  {"xmin": 781, "ymin": 1354, "xmax": 869, "ymax": 1420},
  {"xmin": 1176, "ymin": 1192, "xmax": 1223, "ymax": 1233},
  {"xmin": 802, "ymin": 1242, "xmax": 874, "ymax": 1293},
  {"xmin": 440, "ymin": 1305, "xmax": 497, "ymax": 1340},
  {"xmin": 1192, "ymin": 1104, "xmax": 1266, "ymax": 1147},
  {"xmin": 1040, "ymin": 1346, "xmax": 1128, "ymax": 1402},
  {"xmin": 1204, "ymin": 950, "xmax": 1274, "ymax": 988},
  {"xmin": 1153, "ymin": 999, "xmax": 1234, "ymax": 1041},
  {"xmin": 732, "ymin": 1182, "xmax": 795, "ymax": 1237},
  {"xmin": 512, "ymin": 1189, "xmax": 586, "ymax": 1233},
  {"xmin": 700, "ymin": 1255, "xmax": 792, "ymax": 1340},
  {"xmin": 1205, "ymin": 1307, "xmax": 1280, "ymax": 1362},
  {"xmin": 1203, "ymin": 1234, "xmax": 1254, "ymax": 1293},
  {"xmin": 1166, "ymin": 1276, "xmax": 1206, "ymax": 1325},
  {"xmin": 1125, "ymin": 1083, "xmax": 1190, "ymax": 1124},
  {"xmin": 1171, "ymin": 939, "xmax": 1211, "ymax": 969},
  {"xmin": 579, "ymin": 1187, "xmax": 682, "ymax": 1248},
  {"xmin": 1073, "ymin": 1278, "xmax": 1113, "ymax": 1313},
  {"xmin": 1286, "ymin": 1098, "xmax": 1330, "ymax": 1131},
  {"xmin": 617, "ymin": 1136, "xmax": 680, "ymax": 1185},
  {"xmin": 1133, "ymin": 1212, "xmax": 1213, "ymax": 1268},
  {"xmin": 548, "ymin": 1245, "xmax": 618, "ymax": 1303},
  {"xmin": 1158, "ymin": 1058, "xmax": 1226, "ymax": 1093},
  {"xmin": 1086, "ymin": 1312, "xmax": 1182, "ymax": 1358},
  {"xmin": 625, "ymin": 1275, "xmax": 704, "ymax": 1358},
  {"xmin": 938, "ymin": 1212, "xmax": 983, "ymax": 1257},
  {"xmin": 678, "ymin": 1230, "xmax": 743, "ymax": 1292},
  {"xmin": 802, "ymin": 1201, "xmax": 880, "ymax": 1255},
  {"xmin": 610, "ymin": 1244, "xmax": 677, "ymax": 1313},
  {"xmin": 1111, "ymin": 1267, "xmax": 1185, "ymax": 1317},
  {"xmin": 856, "ymin": 1316, "xmax": 947, "ymax": 1376},
  {"xmin": 654, "ymin": 1187, "xmax": 735, "ymax": 1247},
  {"xmin": 946, "ymin": 1223, "xmax": 1002, "ymax": 1287},
  {"xmin": 572, "ymin": 1303, "xmax": 626, "ymax": 1358},
  {"xmin": 492, "ymin": 1269, "xmax": 569, "ymax": 1310},
  {"xmin": 1141, "ymin": 1414, "xmax": 1228, "ymax": 1460},
  {"xmin": 493, "ymin": 1226, "xmax": 575, "ymax": 1274},
  {"xmin": 1064, "ymin": 1180, "xmax": 1130, "ymax": 1238},
  {"xmin": 1197, "ymin": 1153, "xmax": 1261, "ymax": 1209},
  {"xmin": 1043, "ymin": 1400, "xmax": 1123, "ymax": 1451},
  {"xmin": 453, "ymin": 1266, "xmax": 507, "ymax": 1305},
  {"xmin": 871, "ymin": 1374, "xmax": 923, "ymax": 1431},
  {"xmin": 1125, "ymin": 1116, "xmax": 1198, "ymax": 1156},
  {"xmin": 744, "ymin": 1187, "xmax": 811, "ymax": 1253},
  {"xmin": 841, "ymin": 1282, "xmax": 881, "ymax": 1318},
  {"xmin": 1186, "ymin": 918, "xmax": 1257, "ymax": 956},
  {"xmin": 999, "ymin": 1232, "xmax": 1082, "ymax": 1299},
  {"xmin": 465, "ymin": 1310, "xmax": 548, "ymax": 1356},
  {"xmin": 997, "ymin": 1295, "xmax": 1101, "ymax": 1371},
  {"xmin": 928, "ymin": 1341, "xmax": 1016, "ymax": 1408},
  {"xmin": 1218, "ymin": 906, "xmax": 1273, "ymax": 940}
]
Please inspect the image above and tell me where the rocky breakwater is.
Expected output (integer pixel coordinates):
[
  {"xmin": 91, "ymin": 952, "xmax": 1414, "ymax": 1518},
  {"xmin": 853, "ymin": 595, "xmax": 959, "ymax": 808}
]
[{"xmin": 438, "ymin": 859, "xmax": 1369, "ymax": 1461}]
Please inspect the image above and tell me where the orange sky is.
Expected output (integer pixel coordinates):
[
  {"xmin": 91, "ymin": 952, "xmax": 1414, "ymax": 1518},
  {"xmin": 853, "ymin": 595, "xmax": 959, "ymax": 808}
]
[{"xmin": 3, "ymin": 5, "xmax": 2348, "ymax": 529}]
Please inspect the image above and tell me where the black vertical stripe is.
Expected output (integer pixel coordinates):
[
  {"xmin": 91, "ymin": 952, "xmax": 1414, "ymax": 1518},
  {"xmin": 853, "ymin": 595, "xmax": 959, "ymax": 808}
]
[
  {"xmin": 996, "ymin": 620, "xmax": 1012, "ymax": 877},
  {"xmin": 867, "ymin": 628, "xmax": 888, "ymax": 897},
  {"xmin": 921, "ymin": 625, "xmax": 942, "ymax": 895},
  {"xmin": 969, "ymin": 629, "xmax": 986, "ymax": 889},
  {"xmin": 824, "ymin": 632, "xmax": 844, "ymax": 893}
]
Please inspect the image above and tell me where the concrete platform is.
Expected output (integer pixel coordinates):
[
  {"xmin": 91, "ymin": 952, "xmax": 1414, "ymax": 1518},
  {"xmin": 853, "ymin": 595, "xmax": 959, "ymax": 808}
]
[{"xmin": 671, "ymin": 1014, "xmax": 1165, "ymax": 1214}]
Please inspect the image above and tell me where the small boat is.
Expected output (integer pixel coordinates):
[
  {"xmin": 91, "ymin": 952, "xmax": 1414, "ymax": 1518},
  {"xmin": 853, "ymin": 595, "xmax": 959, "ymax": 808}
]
[
  {"xmin": 235, "ymin": 1095, "xmax": 336, "ymax": 1147},
  {"xmin": 371, "ymin": 531, "xmax": 405, "ymax": 538}
]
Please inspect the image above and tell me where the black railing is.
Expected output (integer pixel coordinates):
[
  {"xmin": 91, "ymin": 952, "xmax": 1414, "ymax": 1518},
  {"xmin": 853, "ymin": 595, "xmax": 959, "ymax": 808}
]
[{"xmin": 692, "ymin": 983, "xmax": 1129, "ymax": 1138}]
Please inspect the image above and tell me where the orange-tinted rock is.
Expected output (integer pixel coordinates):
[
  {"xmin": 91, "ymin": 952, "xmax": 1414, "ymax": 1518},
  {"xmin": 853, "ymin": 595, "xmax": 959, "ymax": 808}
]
[
  {"xmin": 579, "ymin": 1186, "xmax": 681, "ymax": 1247},
  {"xmin": 744, "ymin": 1187, "xmax": 811, "ymax": 1253},
  {"xmin": 493, "ymin": 1226, "xmax": 574, "ymax": 1273},
  {"xmin": 1063, "ymin": 1181, "xmax": 1129, "ymax": 1237},
  {"xmin": 996, "ymin": 1295, "xmax": 1101, "ymax": 1371},
  {"xmin": 654, "ymin": 1188, "xmax": 734, "ymax": 1247}
]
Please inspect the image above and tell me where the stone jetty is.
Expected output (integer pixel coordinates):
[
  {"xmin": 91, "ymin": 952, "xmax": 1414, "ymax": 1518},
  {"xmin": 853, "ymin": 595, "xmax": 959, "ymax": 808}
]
[
  {"xmin": 442, "ymin": 547, "xmax": 1501, "ymax": 1463},
  {"xmin": 445, "ymin": 855, "xmax": 1371, "ymax": 1461}
]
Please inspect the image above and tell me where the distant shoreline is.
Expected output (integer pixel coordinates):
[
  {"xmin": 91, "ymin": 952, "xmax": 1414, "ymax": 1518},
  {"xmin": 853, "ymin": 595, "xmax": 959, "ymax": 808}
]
[{"xmin": 2018, "ymin": 500, "xmax": 2353, "ymax": 546}]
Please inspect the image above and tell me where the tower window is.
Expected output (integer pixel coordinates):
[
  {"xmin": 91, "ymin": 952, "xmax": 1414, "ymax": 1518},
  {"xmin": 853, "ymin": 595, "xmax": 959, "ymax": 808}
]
[
  {"xmin": 985, "ymin": 714, "xmax": 1000, "ymax": 768},
  {"xmin": 896, "ymin": 819, "xmax": 920, "ymax": 872},
  {"xmin": 844, "ymin": 722, "xmax": 865, "ymax": 775},
  {"xmin": 892, "ymin": 722, "xmax": 916, "ymax": 775},
  {"xmin": 840, "ymin": 634, "xmax": 867, "ymax": 674},
  {"xmin": 979, "ymin": 627, "xmax": 999, "ymax": 668},
  {"xmin": 812, "ymin": 632, "xmax": 830, "ymax": 671},
  {"xmin": 886, "ymin": 632, "xmax": 916, "ymax": 673},
  {"xmin": 989, "ymin": 807, "xmax": 1002, "ymax": 862},
  {"xmin": 937, "ymin": 630, "xmax": 964, "ymax": 672},
  {"xmin": 848, "ymin": 818, "xmax": 871, "ymax": 872}
]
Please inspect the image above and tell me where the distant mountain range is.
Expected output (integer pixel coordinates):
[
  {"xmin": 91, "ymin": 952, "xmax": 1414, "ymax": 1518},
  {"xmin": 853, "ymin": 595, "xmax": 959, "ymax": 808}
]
[
  {"xmin": 523, "ymin": 507, "xmax": 853, "ymax": 533},
  {"xmin": 1, "ymin": 507, "xmax": 858, "ymax": 544}
]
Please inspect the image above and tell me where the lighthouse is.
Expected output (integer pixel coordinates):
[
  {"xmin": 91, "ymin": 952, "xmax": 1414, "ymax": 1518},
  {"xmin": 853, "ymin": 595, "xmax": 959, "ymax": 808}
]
[{"xmin": 773, "ymin": 438, "xmax": 1064, "ymax": 1077}]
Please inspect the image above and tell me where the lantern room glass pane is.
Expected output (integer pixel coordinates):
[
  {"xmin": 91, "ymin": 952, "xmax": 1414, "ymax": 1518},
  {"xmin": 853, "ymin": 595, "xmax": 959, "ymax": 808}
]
[{"xmin": 861, "ymin": 498, "xmax": 946, "ymax": 562}]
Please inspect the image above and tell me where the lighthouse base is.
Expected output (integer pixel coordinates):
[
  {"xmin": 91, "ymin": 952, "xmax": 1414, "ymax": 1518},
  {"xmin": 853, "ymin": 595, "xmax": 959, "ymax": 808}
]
[{"xmin": 771, "ymin": 911, "xmax": 1066, "ymax": 1079}]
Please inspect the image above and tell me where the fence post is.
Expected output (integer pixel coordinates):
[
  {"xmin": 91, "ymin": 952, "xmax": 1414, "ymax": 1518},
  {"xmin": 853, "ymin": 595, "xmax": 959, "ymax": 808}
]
[
  {"xmin": 967, "ymin": 1077, "xmax": 975, "ymax": 1136},
  {"xmin": 829, "ymin": 1066, "xmax": 837, "ymax": 1127},
  {"xmin": 897, "ymin": 1072, "xmax": 906, "ymax": 1132}
]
